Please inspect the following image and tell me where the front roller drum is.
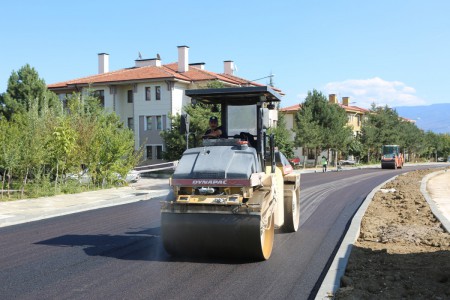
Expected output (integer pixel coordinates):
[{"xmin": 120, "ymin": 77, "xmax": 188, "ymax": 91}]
[{"xmin": 161, "ymin": 212, "xmax": 274, "ymax": 261}]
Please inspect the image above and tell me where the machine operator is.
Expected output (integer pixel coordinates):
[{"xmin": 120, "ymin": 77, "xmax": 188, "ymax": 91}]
[{"xmin": 204, "ymin": 116, "xmax": 225, "ymax": 138}]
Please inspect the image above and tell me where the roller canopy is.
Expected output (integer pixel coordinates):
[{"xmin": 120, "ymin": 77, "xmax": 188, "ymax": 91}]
[{"xmin": 185, "ymin": 86, "xmax": 282, "ymax": 106}]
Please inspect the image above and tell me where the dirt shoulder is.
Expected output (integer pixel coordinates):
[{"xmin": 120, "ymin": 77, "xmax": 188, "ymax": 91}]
[{"xmin": 335, "ymin": 168, "xmax": 450, "ymax": 299}]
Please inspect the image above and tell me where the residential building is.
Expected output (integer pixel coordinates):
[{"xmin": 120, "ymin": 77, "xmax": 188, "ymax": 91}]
[
  {"xmin": 328, "ymin": 94, "xmax": 369, "ymax": 137},
  {"xmin": 48, "ymin": 46, "xmax": 281, "ymax": 163}
]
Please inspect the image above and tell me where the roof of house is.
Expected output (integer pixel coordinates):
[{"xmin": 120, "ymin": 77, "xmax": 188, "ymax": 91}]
[
  {"xmin": 48, "ymin": 62, "xmax": 283, "ymax": 94},
  {"xmin": 279, "ymin": 103, "xmax": 301, "ymax": 112},
  {"xmin": 280, "ymin": 102, "xmax": 369, "ymax": 114},
  {"xmin": 338, "ymin": 103, "xmax": 370, "ymax": 113}
]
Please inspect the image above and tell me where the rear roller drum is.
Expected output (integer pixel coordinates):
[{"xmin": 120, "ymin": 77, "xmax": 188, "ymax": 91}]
[{"xmin": 282, "ymin": 187, "xmax": 300, "ymax": 232}]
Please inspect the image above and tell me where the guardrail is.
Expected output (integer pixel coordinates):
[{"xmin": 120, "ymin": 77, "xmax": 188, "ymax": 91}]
[{"xmin": 134, "ymin": 161, "xmax": 179, "ymax": 174}]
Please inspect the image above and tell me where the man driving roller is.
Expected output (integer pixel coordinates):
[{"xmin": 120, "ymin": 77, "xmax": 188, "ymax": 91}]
[{"xmin": 204, "ymin": 116, "xmax": 225, "ymax": 138}]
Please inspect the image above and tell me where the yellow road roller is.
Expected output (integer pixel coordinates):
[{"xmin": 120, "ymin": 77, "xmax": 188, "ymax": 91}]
[{"xmin": 161, "ymin": 87, "xmax": 300, "ymax": 260}]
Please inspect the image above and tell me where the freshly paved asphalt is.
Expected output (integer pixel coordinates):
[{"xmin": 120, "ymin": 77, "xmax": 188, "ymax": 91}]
[{"xmin": 0, "ymin": 163, "xmax": 448, "ymax": 299}]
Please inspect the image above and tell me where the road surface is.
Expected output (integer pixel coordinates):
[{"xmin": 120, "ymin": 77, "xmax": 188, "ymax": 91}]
[{"xmin": 0, "ymin": 165, "xmax": 439, "ymax": 299}]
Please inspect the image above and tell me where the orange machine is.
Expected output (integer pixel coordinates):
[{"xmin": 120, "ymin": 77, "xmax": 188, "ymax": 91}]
[{"xmin": 381, "ymin": 145, "xmax": 404, "ymax": 169}]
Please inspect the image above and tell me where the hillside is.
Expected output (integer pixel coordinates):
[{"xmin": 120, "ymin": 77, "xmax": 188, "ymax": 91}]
[{"xmin": 395, "ymin": 103, "xmax": 450, "ymax": 134}]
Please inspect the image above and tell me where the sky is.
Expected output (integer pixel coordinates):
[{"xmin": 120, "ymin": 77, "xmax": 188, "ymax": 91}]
[{"xmin": 1, "ymin": 0, "xmax": 449, "ymax": 109}]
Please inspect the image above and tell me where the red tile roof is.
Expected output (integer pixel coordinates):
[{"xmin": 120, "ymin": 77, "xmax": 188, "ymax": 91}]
[
  {"xmin": 280, "ymin": 103, "xmax": 369, "ymax": 114},
  {"xmin": 338, "ymin": 103, "xmax": 370, "ymax": 113},
  {"xmin": 48, "ymin": 62, "xmax": 282, "ymax": 92},
  {"xmin": 280, "ymin": 103, "xmax": 301, "ymax": 112}
]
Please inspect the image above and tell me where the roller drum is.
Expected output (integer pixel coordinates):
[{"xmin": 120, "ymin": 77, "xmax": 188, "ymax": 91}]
[{"xmin": 161, "ymin": 211, "xmax": 274, "ymax": 261}]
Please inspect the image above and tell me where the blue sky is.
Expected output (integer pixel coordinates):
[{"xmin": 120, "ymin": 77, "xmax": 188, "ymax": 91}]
[{"xmin": 1, "ymin": 0, "xmax": 449, "ymax": 109}]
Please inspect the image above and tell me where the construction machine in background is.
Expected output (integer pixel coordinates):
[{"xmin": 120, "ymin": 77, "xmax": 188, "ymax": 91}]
[
  {"xmin": 381, "ymin": 145, "xmax": 404, "ymax": 169},
  {"xmin": 160, "ymin": 86, "xmax": 301, "ymax": 261}
]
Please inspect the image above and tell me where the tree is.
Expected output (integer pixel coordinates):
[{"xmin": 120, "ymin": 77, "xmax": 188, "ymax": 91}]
[
  {"xmin": 0, "ymin": 69, "xmax": 140, "ymax": 198},
  {"xmin": 65, "ymin": 91, "xmax": 140, "ymax": 186},
  {"xmin": 14, "ymin": 101, "xmax": 49, "ymax": 197},
  {"xmin": 0, "ymin": 119, "xmax": 22, "ymax": 198},
  {"xmin": 293, "ymin": 89, "xmax": 352, "ymax": 163},
  {"xmin": 47, "ymin": 117, "xmax": 78, "ymax": 191},
  {"xmin": 160, "ymin": 114, "xmax": 188, "ymax": 161},
  {"xmin": 0, "ymin": 64, "xmax": 61, "ymax": 120},
  {"xmin": 360, "ymin": 104, "xmax": 403, "ymax": 162},
  {"xmin": 424, "ymin": 131, "xmax": 445, "ymax": 162},
  {"xmin": 161, "ymin": 81, "xmax": 224, "ymax": 161},
  {"xmin": 398, "ymin": 120, "xmax": 424, "ymax": 162},
  {"xmin": 268, "ymin": 112, "xmax": 294, "ymax": 158}
]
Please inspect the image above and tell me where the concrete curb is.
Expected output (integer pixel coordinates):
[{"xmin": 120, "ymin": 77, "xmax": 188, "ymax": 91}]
[
  {"xmin": 420, "ymin": 170, "xmax": 450, "ymax": 233},
  {"xmin": 315, "ymin": 175, "xmax": 399, "ymax": 300}
]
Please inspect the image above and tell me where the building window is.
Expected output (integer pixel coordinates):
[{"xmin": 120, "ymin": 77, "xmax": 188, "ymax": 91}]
[
  {"xmin": 60, "ymin": 94, "xmax": 69, "ymax": 109},
  {"xmin": 156, "ymin": 145, "xmax": 163, "ymax": 159},
  {"xmin": 146, "ymin": 146, "xmax": 153, "ymax": 160},
  {"xmin": 155, "ymin": 86, "xmax": 161, "ymax": 100},
  {"xmin": 93, "ymin": 90, "xmax": 105, "ymax": 107},
  {"xmin": 127, "ymin": 90, "xmax": 133, "ymax": 103},
  {"xmin": 127, "ymin": 117, "xmax": 134, "ymax": 131},
  {"xmin": 146, "ymin": 116, "xmax": 152, "ymax": 130},
  {"xmin": 145, "ymin": 87, "xmax": 151, "ymax": 101},
  {"xmin": 156, "ymin": 116, "xmax": 162, "ymax": 130},
  {"xmin": 146, "ymin": 145, "xmax": 163, "ymax": 160}
]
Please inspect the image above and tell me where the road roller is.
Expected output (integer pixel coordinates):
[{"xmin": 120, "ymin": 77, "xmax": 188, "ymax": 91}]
[
  {"xmin": 381, "ymin": 144, "xmax": 404, "ymax": 169},
  {"xmin": 161, "ymin": 87, "xmax": 301, "ymax": 260}
]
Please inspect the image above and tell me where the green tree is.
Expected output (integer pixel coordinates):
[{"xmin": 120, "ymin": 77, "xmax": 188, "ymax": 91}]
[
  {"xmin": 0, "ymin": 71, "xmax": 140, "ymax": 198},
  {"xmin": 398, "ymin": 120, "xmax": 425, "ymax": 162},
  {"xmin": 14, "ymin": 101, "xmax": 49, "ymax": 197},
  {"xmin": 293, "ymin": 89, "xmax": 352, "ymax": 163},
  {"xmin": 0, "ymin": 119, "xmax": 22, "ymax": 198},
  {"xmin": 160, "ymin": 114, "xmax": 188, "ymax": 161},
  {"xmin": 293, "ymin": 99, "xmax": 321, "ymax": 152},
  {"xmin": 423, "ymin": 131, "xmax": 446, "ymax": 162},
  {"xmin": 268, "ymin": 112, "xmax": 294, "ymax": 158},
  {"xmin": 360, "ymin": 104, "xmax": 403, "ymax": 162},
  {"xmin": 47, "ymin": 117, "xmax": 78, "ymax": 190},
  {"xmin": 66, "ymin": 91, "xmax": 140, "ymax": 187},
  {"xmin": 0, "ymin": 64, "xmax": 61, "ymax": 120},
  {"xmin": 161, "ymin": 81, "xmax": 224, "ymax": 161}
]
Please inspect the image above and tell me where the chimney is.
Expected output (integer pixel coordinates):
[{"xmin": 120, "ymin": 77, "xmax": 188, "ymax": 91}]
[
  {"xmin": 177, "ymin": 45, "xmax": 189, "ymax": 72},
  {"xmin": 342, "ymin": 97, "xmax": 350, "ymax": 106},
  {"xmin": 328, "ymin": 94, "xmax": 337, "ymax": 104},
  {"xmin": 189, "ymin": 62, "xmax": 205, "ymax": 70},
  {"xmin": 224, "ymin": 60, "xmax": 234, "ymax": 75},
  {"xmin": 135, "ymin": 58, "xmax": 161, "ymax": 67},
  {"xmin": 98, "ymin": 53, "xmax": 109, "ymax": 74}
]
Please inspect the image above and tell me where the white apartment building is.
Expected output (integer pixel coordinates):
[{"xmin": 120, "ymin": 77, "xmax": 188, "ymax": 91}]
[{"xmin": 48, "ymin": 46, "xmax": 281, "ymax": 163}]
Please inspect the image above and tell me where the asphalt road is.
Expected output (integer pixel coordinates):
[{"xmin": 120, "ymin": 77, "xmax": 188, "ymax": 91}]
[{"xmin": 0, "ymin": 165, "xmax": 440, "ymax": 300}]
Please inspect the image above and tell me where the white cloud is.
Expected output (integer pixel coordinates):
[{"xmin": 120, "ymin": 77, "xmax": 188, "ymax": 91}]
[{"xmin": 324, "ymin": 77, "xmax": 426, "ymax": 108}]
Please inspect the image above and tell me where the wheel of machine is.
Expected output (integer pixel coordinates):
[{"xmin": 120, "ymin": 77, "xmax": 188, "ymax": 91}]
[
  {"xmin": 260, "ymin": 212, "xmax": 275, "ymax": 260},
  {"xmin": 282, "ymin": 186, "xmax": 300, "ymax": 233},
  {"xmin": 161, "ymin": 210, "xmax": 275, "ymax": 261}
]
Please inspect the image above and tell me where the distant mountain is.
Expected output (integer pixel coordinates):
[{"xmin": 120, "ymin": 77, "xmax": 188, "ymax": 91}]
[{"xmin": 394, "ymin": 103, "xmax": 450, "ymax": 134}]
